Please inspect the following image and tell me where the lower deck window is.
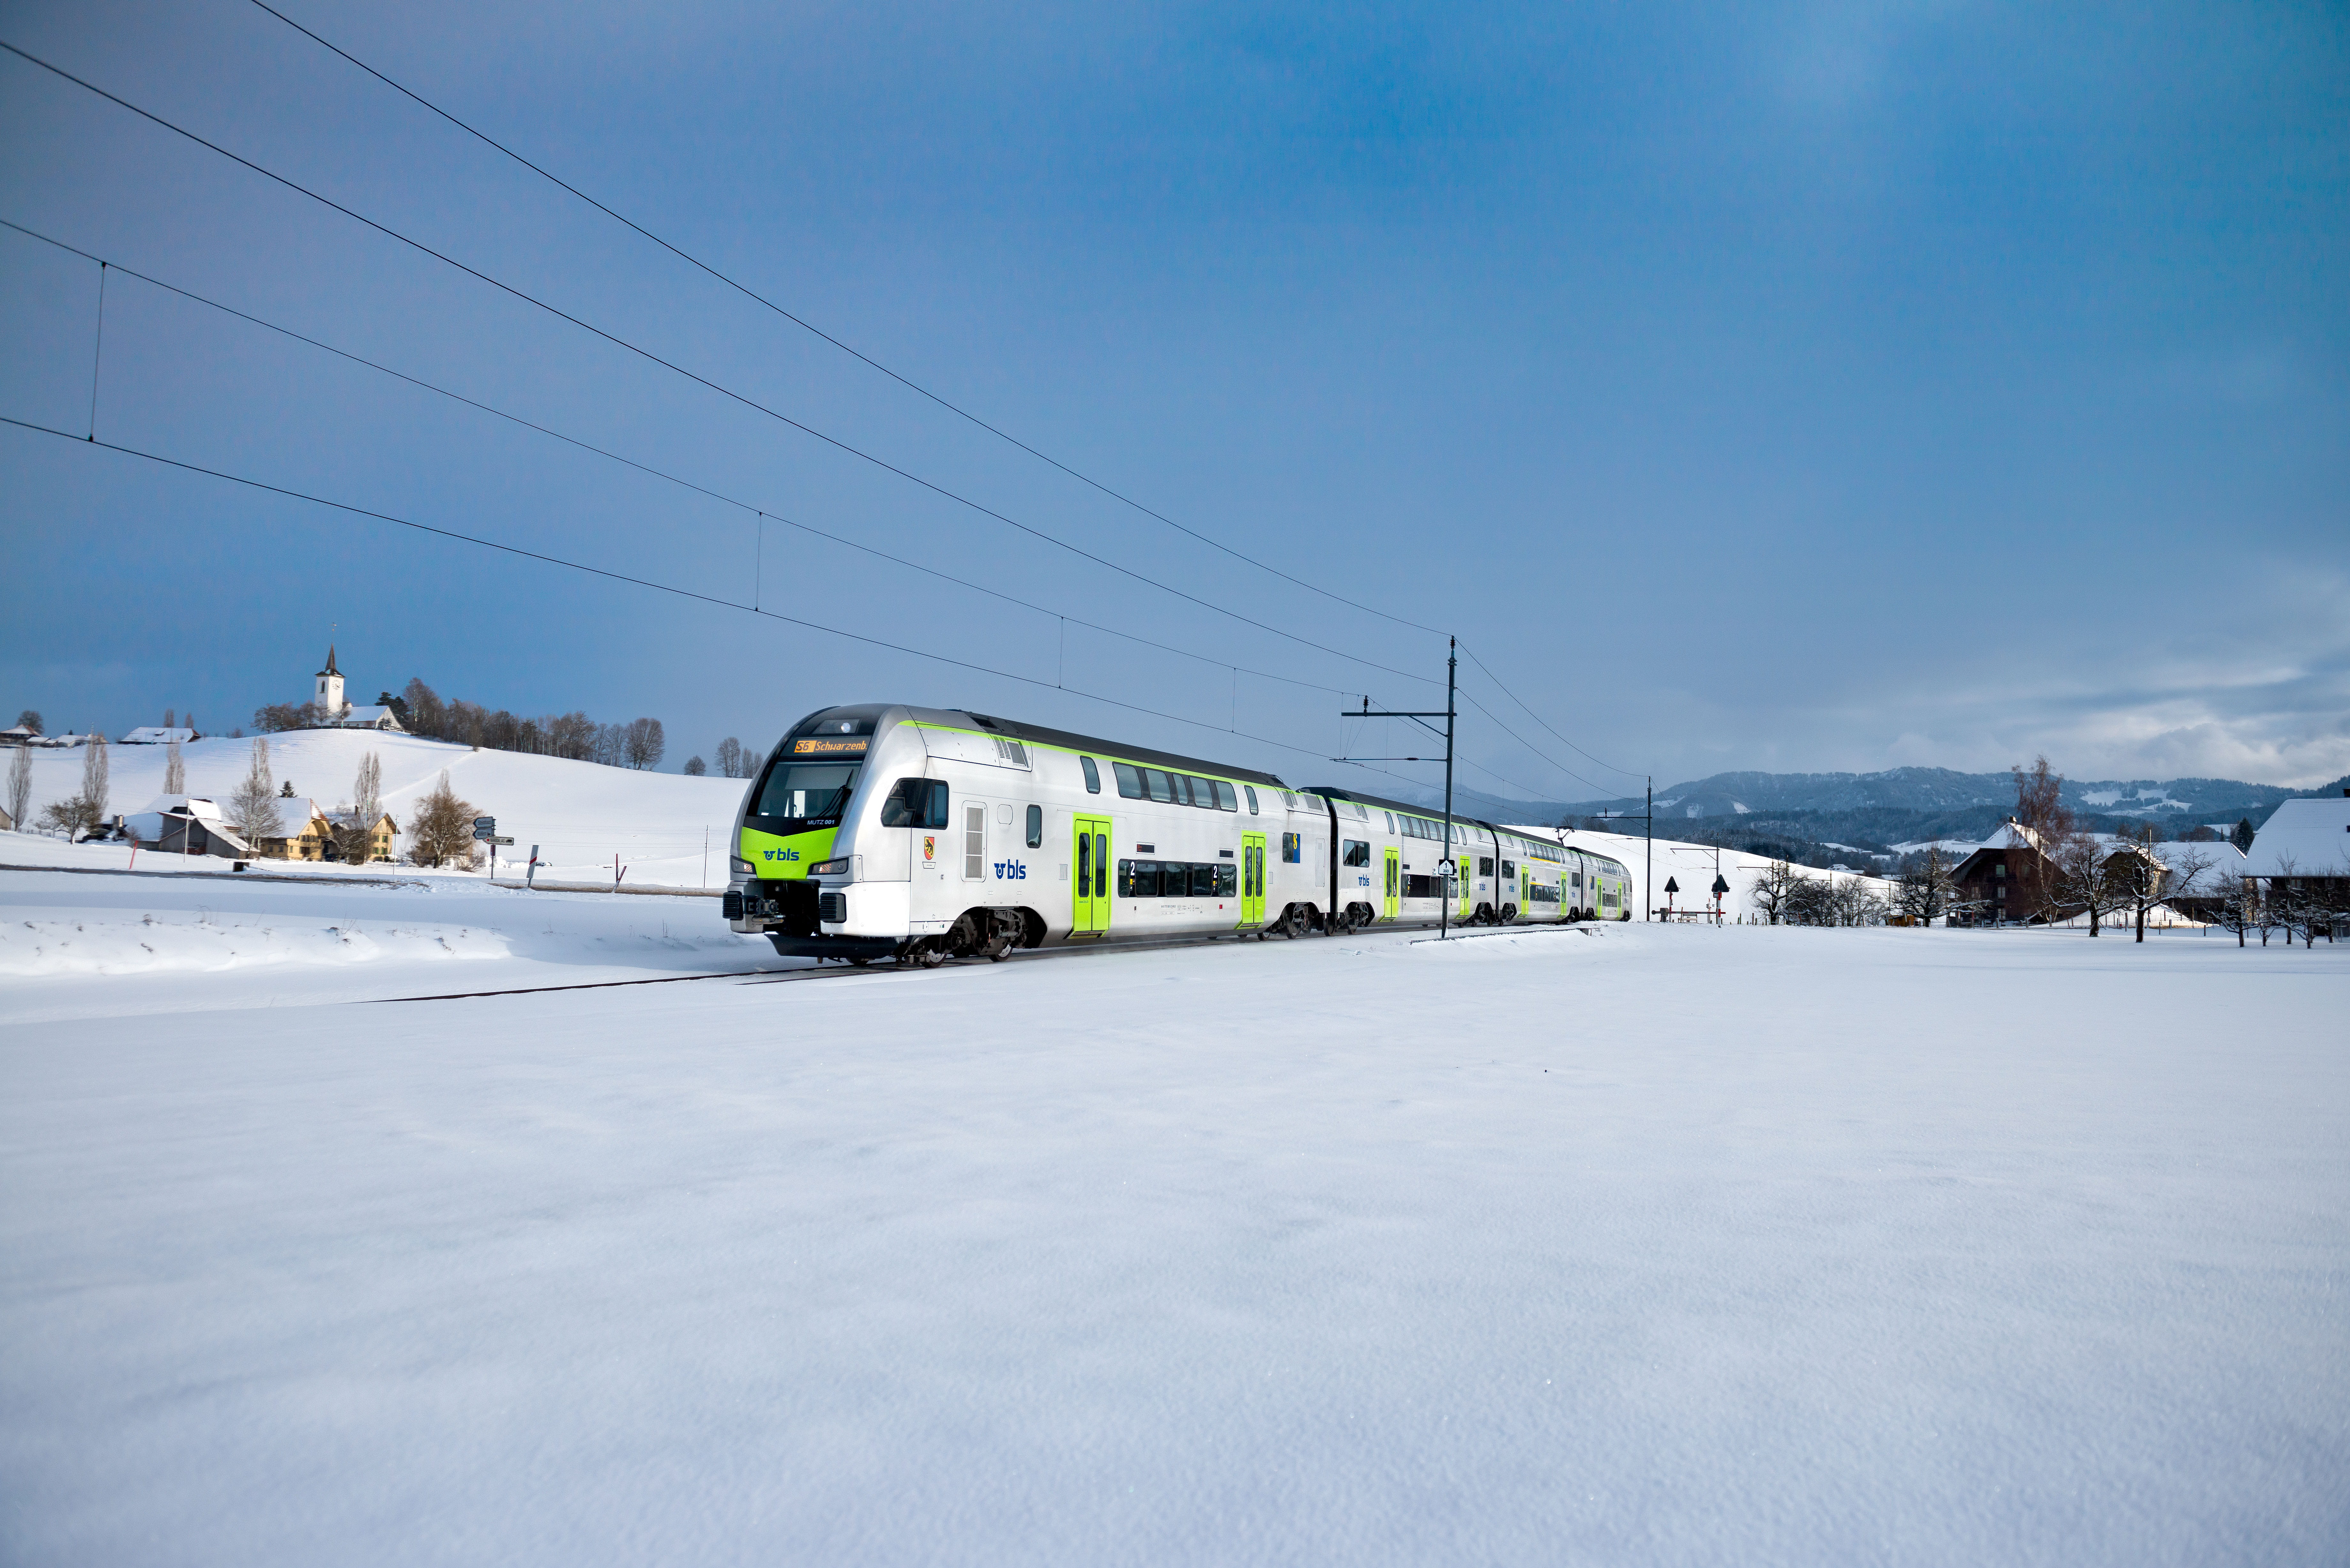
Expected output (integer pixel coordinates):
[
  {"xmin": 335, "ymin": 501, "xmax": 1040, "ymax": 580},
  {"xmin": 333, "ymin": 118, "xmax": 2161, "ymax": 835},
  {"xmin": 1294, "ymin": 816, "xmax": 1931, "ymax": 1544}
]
[
  {"xmin": 1403, "ymin": 873, "xmax": 1443, "ymax": 899},
  {"xmin": 1528, "ymin": 884, "xmax": 1559, "ymax": 904},
  {"xmin": 1342, "ymin": 839, "xmax": 1370, "ymax": 867},
  {"xmin": 1118, "ymin": 860, "xmax": 1239, "ymax": 899}
]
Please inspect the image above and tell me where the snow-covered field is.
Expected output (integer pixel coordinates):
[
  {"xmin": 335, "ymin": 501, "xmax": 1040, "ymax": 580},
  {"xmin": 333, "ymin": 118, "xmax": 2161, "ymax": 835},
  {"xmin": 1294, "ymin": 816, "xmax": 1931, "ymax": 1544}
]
[
  {"xmin": 2, "ymin": 866, "xmax": 2344, "ymax": 1566},
  {"xmin": 6, "ymin": 730, "xmax": 749, "ymax": 887}
]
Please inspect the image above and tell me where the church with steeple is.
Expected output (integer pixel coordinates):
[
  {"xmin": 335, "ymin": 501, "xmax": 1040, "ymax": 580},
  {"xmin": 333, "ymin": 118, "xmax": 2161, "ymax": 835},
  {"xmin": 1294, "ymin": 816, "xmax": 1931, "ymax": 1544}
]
[{"xmin": 313, "ymin": 644, "xmax": 406, "ymax": 732}]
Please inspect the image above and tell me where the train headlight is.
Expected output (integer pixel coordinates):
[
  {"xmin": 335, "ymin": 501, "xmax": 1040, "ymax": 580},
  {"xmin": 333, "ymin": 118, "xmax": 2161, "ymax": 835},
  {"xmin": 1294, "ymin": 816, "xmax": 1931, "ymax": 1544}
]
[
  {"xmin": 810, "ymin": 857, "xmax": 852, "ymax": 876},
  {"xmin": 730, "ymin": 856, "xmax": 755, "ymax": 876}
]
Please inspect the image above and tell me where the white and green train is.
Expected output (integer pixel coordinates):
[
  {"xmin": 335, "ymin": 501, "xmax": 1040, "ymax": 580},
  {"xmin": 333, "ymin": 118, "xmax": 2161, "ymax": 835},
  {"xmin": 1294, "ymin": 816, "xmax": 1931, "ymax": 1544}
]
[{"xmin": 723, "ymin": 704, "xmax": 1634, "ymax": 964}]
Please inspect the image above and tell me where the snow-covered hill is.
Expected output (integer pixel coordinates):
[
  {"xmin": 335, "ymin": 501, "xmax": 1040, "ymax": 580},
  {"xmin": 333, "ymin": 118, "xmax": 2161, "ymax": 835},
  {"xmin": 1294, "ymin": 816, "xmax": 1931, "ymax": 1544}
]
[{"xmin": 6, "ymin": 731, "xmax": 751, "ymax": 888}]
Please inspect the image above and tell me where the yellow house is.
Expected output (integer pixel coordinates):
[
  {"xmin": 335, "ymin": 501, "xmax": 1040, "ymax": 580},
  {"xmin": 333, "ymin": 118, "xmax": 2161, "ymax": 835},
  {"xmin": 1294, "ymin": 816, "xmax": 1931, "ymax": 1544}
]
[
  {"xmin": 252, "ymin": 800, "xmax": 397, "ymax": 862},
  {"xmin": 333, "ymin": 810, "xmax": 401, "ymax": 863},
  {"xmin": 254, "ymin": 798, "xmax": 335, "ymax": 861}
]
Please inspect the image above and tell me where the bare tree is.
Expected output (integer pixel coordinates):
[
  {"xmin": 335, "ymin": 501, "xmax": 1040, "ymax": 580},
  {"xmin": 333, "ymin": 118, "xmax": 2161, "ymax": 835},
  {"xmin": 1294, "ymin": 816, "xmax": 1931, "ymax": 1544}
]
[
  {"xmin": 1895, "ymin": 847, "xmax": 1962, "ymax": 927},
  {"xmin": 229, "ymin": 737, "xmax": 284, "ymax": 855},
  {"xmin": 2132, "ymin": 837, "xmax": 2210, "ymax": 942},
  {"xmin": 2006, "ymin": 756, "xmax": 2076, "ymax": 922},
  {"xmin": 1783, "ymin": 873, "xmax": 1837, "ymax": 926},
  {"xmin": 715, "ymin": 736, "xmax": 744, "ymax": 779},
  {"xmin": 251, "ymin": 701, "xmax": 311, "ymax": 734},
  {"xmin": 15, "ymin": 710, "xmax": 42, "ymax": 735},
  {"xmin": 6, "ymin": 741, "xmax": 30, "ymax": 828},
  {"xmin": 80, "ymin": 731, "xmax": 109, "ymax": 830},
  {"xmin": 37, "ymin": 794, "xmax": 103, "ymax": 840},
  {"xmin": 334, "ymin": 751, "xmax": 384, "ymax": 863},
  {"xmin": 163, "ymin": 737, "xmax": 185, "ymax": 795},
  {"xmin": 592, "ymin": 722, "xmax": 625, "ymax": 767},
  {"xmin": 2213, "ymin": 878, "xmax": 2256, "ymax": 947},
  {"xmin": 2266, "ymin": 856, "xmax": 2336, "ymax": 950},
  {"xmin": 2011, "ymin": 756, "xmax": 2073, "ymax": 839},
  {"xmin": 1749, "ymin": 858, "xmax": 1796, "ymax": 924},
  {"xmin": 683, "ymin": 755, "xmax": 707, "ymax": 776},
  {"xmin": 2046, "ymin": 833, "xmax": 2130, "ymax": 936},
  {"xmin": 622, "ymin": 717, "xmax": 666, "ymax": 770},
  {"xmin": 406, "ymin": 770, "xmax": 480, "ymax": 869},
  {"xmin": 1840, "ymin": 877, "xmax": 1888, "ymax": 927}
]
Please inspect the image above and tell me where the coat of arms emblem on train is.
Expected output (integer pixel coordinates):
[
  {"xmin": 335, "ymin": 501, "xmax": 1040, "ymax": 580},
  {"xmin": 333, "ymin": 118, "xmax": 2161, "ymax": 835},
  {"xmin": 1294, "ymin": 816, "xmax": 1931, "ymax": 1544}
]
[{"xmin": 923, "ymin": 835, "xmax": 935, "ymax": 862}]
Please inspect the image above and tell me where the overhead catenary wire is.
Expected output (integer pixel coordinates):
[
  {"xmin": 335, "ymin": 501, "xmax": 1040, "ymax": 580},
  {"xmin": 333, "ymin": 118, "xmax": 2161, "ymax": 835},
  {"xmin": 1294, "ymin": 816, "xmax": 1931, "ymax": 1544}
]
[
  {"xmin": 0, "ymin": 215, "xmax": 1365, "ymax": 706},
  {"xmin": 243, "ymin": 0, "xmax": 1448, "ymax": 641},
  {"xmin": 0, "ymin": 36, "xmax": 1442, "ymax": 691},
  {"xmin": 1456, "ymin": 641, "xmax": 1644, "ymax": 782},
  {"xmin": 0, "ymin": 412, "xmax": 1400, "ymax": 774},
  {"xmin": 8, "ymin": 32, "xmax": 1652, "ymax": 791}
]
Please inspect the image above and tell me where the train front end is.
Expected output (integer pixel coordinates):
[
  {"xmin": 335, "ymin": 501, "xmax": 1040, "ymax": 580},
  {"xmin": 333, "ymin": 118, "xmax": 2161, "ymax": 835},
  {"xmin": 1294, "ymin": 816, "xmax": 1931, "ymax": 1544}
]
[{"xmin": 721, "ymin": 704, "xmax": 920, "ymax": 962}]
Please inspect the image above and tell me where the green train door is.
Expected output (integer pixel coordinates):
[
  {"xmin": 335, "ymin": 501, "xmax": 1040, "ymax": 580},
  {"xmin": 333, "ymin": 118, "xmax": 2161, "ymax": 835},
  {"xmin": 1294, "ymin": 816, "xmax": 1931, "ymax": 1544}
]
[
  {"xmin": 1073, "ymin": 814, "xmax": 1111, "ymax": 935},
  {"xmin": 1241, "ymin": 832, "xmax": 1266, "ymax": 927},
  {"xmin": 1383, "ymin": 847, "xmax": 1400, "ymax": 921},
  {"xmin": 1458, "ymin": 855, "xmax": 1474, "ymax": 921}
]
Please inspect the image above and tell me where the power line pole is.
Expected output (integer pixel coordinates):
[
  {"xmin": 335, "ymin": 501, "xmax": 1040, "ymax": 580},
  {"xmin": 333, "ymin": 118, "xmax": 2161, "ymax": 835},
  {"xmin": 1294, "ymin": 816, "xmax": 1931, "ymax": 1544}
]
[
  {"xmin": 1442, "ymin": 637, "xmax": 1457, "ymax": 942},
  {"xmin": 1331, "ymin": 637, "xmax": 1460, "ymax": 939},
  {"xmin": 1646, "ymin": 776, "xmax": 1653, "ymax": 921}
]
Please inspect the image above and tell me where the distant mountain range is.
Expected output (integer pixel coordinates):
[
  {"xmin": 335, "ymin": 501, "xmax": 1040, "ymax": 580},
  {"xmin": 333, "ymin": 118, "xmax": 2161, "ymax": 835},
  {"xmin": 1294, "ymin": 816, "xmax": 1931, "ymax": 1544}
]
[
  {"xmin": 1563, "ymin": 768, "xmax": 2340, "ymax": 824},
  {"xmin": 1348, "ymin": 767, "xmax": 2350, "ymax": 871}
]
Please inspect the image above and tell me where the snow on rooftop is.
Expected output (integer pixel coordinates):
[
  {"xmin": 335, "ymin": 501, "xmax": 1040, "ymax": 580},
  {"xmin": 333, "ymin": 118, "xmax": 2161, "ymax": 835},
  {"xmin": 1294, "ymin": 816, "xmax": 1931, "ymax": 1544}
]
[{"xmin": 2242, "ymin": 795, "xmax": 2350, "ymax": 878}]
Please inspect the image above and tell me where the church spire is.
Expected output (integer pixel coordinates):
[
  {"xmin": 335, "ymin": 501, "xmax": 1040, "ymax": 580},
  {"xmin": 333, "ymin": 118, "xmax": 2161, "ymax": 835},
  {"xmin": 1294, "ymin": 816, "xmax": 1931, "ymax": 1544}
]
[{"xmin": 317, "ymin": 644, "xmax": 339, "ymax": 678}]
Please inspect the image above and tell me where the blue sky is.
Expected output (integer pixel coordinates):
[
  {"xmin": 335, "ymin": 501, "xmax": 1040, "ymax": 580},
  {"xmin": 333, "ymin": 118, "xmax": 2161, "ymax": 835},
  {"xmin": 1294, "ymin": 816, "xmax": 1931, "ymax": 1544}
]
[{"xmin": 2, "ymin": 0, "xmax": 2344, "ymax": 795}]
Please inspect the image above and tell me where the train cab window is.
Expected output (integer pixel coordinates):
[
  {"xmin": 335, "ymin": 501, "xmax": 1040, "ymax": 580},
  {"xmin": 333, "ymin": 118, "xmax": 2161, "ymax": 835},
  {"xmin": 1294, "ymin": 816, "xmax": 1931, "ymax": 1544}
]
[
  {"xmin": 1343, "ymin": 840, "xmax": 1370, "ymax": 867},
  {"xmin": 879, "ymin": 778, "xmax": 949, "ymax": 829},
  {"xmin": 1282, "ymin": 832, "xmax": 1302, "ymax": 863},
  {"xmin": 1113, "ymin": 762, "xmax": 1146, "ymax": 799},
  {"xmin": 1478, "ymin": 856, "xmax": 1494, "ymax": 876},
  {"xmin": 753, "ymin": 759, "xmax": 862, "ymax": 822},
  {"xmin": 1080, "ymin": 757, "xmax": 1101, "ymax": 794},
  {"xmin": 1147, "ymin": 770, "xmax": 1175, "ymax": 804},
  {"xmin": 1025, "ymin": 804, "xmax": 1042, "ymax": 848},
  {"xmin": 1213, "ymin": 780, "xmax": 1238, "ymax": 811},
  {"xmin": 1245, "ymin": 785, "xmax": 1260, "ymax": 814}
]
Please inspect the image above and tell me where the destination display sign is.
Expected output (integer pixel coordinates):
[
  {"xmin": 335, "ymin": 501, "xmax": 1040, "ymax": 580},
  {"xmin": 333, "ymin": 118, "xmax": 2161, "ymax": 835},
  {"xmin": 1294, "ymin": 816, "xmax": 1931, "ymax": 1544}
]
[{"xmin": 791, "ymin": 736, "xmax": 869, "ymax": 756}]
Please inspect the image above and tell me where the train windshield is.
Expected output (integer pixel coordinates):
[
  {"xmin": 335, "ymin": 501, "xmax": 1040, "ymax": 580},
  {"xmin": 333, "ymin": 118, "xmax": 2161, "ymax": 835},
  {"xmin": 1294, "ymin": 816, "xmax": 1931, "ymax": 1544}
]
[{"xmin": 751, "ymin": 761, "xmax": 862, "ymax": 823}]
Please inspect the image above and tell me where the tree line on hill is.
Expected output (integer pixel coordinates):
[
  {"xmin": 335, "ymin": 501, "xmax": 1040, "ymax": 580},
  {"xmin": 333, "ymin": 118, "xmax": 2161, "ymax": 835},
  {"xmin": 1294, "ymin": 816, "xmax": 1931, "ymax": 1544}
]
[{"xmin": 254, "ymin": 679, "xmax": 671, "ymax": 770}]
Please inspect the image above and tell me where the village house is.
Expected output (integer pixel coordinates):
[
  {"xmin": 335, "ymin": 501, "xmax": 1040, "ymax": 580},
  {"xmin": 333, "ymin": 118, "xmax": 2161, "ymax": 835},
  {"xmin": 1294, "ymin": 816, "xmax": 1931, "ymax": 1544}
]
[
  {"xmin": 2243, "ymin": 790, "xmax": 2350, "ymax": 933},
  {"xmin": 124, "ymin": 796, "xmax": 253, "ymax": 859},
  {"xmin": 252, "ymin": 798, "xmax": 338, "ymax": 861},
  {"xmin": 1949, "ymin": 819, "xmax": 2054, "ymax": 925},
  {"xmin": 1949, "ymin": 818, "xmax": 2235, "ymax": 926},
  {"xmin": 328, "ymin": 808, "xmax": 401, "ymax": 863}
]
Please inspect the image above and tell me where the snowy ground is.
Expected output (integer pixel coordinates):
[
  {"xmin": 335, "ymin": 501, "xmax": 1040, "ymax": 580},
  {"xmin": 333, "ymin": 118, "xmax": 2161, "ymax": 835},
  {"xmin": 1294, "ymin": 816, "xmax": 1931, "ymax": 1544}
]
[
  {"xmin": 6, "ymin": 730, "xmax": 747, "ymax": 887},
  {"xmin": 2, "ymin": 868, "xmax": 2345, "ymax": 1566}
]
